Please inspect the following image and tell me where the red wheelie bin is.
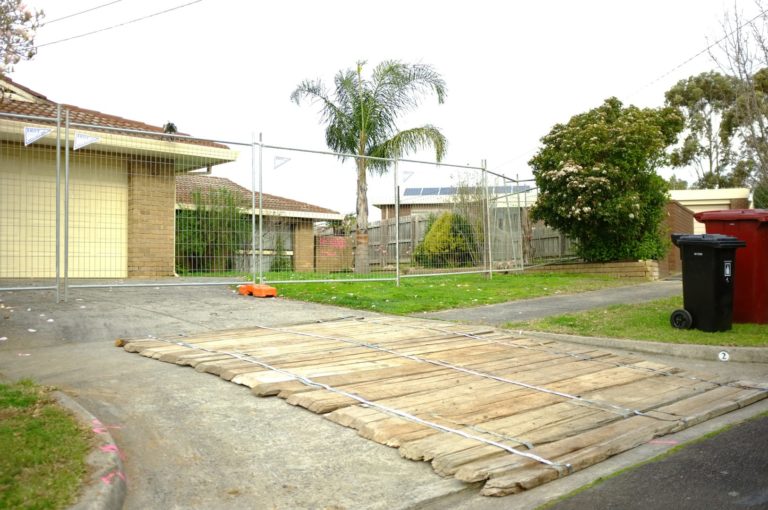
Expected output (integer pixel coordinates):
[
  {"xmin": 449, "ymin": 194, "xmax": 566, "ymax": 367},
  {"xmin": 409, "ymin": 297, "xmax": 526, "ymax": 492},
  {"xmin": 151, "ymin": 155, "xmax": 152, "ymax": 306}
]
[{"xmin": 694, "ymin": 209, "xmax": 768, "ymax": 324}]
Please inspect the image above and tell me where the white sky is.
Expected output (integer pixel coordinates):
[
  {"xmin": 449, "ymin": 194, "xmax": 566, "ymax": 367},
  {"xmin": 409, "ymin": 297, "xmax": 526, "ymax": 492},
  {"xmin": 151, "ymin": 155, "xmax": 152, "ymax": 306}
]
[{"xmin": 12, "ymin": 0, "xmax": 753, "ymax": 217}]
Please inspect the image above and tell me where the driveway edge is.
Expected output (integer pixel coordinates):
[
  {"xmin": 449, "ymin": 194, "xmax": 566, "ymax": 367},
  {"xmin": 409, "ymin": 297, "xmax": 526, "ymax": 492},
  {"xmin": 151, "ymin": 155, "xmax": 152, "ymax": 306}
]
[
  {"xmin": 517, "ymin": 330, "xmax": 768, "ymax": 363},
  {"xmin": 55, "ymin": 392, "xmax": 126, "ymax": 510}
]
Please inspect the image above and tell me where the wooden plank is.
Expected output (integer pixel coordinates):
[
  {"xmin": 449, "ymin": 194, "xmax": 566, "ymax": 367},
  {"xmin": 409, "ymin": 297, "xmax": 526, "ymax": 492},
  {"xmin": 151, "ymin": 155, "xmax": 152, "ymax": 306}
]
[
  {"xmin": 249, "ymin": 363, "xmax": 444, "ymax": 396},
  {"xmin": 121, "ymin": 339, "xmax": 171, "ymax": 352},
  {"xmin": 649, "ymin": 385, "xmax": 767, "ymax": 426},
  {"xmin": 118, "ymin": 318, "xmax": 767, "ymax": 499},
  {"xmin": 458, "ymin": 386, "xmax": 768, "ymax": 494}
]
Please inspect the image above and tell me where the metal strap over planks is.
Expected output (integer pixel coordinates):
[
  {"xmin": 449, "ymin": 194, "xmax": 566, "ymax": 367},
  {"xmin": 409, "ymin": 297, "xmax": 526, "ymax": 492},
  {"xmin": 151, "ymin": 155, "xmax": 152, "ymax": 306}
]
[{"xmin": 156, "ymin": 336, "xmax": 573, "ymax": 475}]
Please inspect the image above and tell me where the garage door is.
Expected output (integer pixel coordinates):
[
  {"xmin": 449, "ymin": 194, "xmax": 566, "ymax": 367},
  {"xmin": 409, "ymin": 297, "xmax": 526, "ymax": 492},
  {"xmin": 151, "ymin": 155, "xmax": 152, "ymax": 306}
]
[{"xmin": 0, "ymin": 144, "xmax": 128, "ymax": 278}]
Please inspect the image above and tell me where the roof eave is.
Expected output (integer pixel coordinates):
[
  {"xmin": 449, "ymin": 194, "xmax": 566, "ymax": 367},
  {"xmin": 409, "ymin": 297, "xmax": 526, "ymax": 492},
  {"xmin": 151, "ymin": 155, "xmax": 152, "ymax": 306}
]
[{"xmin": 0, "ymin": 116, "xmax": 238, "ymax": 170}]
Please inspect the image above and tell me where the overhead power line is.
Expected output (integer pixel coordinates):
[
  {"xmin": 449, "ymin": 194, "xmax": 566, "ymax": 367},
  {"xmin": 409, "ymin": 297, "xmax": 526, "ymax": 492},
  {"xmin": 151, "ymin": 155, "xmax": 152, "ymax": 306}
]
[
  {"xmin": 42, "ymin": 1, "xmax": 125, "ymax": 26},
  {"xmin": 630, "ymin": 4, "xmax": 768, "ymax": 98},
  {"xmin": 36, "ymin": 0, "xmax": 203, "ymax": 48},
  {"xmin": 493, "ymin": 4, "xmax": 768, "ymax": 176}
]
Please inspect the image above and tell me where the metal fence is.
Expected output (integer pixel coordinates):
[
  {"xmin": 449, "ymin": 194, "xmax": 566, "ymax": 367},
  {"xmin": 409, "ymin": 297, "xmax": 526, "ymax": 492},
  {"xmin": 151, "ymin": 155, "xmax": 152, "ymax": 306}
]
[{"xmin": 1, "ymin": 108, "xmax": 574, "ymax": 301}]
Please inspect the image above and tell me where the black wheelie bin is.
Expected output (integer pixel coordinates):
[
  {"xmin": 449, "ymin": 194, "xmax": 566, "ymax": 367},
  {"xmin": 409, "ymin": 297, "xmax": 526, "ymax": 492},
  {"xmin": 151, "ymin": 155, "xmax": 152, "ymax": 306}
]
[{"xmin": 670, "ymin": 233, "xmax": 746, "ymax": 332}]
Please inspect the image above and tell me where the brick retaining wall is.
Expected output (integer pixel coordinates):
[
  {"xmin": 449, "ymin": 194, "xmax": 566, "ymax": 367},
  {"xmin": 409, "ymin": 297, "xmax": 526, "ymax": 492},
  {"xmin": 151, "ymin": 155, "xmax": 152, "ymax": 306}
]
[{"xmin": 526, "ymin": 260, "xmax": 661, "ymax": 280}]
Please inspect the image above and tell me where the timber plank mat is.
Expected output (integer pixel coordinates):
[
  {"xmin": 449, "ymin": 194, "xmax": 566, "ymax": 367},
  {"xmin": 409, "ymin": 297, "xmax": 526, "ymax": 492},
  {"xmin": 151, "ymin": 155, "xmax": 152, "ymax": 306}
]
[{"xmin": 118, "ymin": 316, "xmax": 768, "ymax": 497}]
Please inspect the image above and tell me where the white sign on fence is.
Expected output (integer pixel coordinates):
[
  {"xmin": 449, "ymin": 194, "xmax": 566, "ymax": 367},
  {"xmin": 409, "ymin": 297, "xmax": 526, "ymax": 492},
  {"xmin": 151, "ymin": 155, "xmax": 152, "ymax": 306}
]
[
  {"xmin": 24, "ymin": 127, "xmax": 53, "ymax": 146},
  {"xmin": 73, "ymin": 133, "xmax": 100, "ymax": 151}
]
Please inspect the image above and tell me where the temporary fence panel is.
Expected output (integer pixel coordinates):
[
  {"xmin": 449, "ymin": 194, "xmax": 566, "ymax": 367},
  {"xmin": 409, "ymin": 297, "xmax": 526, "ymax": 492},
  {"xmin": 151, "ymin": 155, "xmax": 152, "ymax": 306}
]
[
  {"xmin": 2, "ymin": 108, "xmax": 574, "ymax": 300},
  {"xmin": 1, "ymin": 109, "xmax": 246, "ymax": 297},
  {"xmin": 391, "ymin": 160, "xmax": 493, "ymax": 277},
  {"xmin": 485, "ymin": 174, "xmax": 530, "ymax": 273},
  {"xmin": 256, "ymin": 144, "xmax": 362, "ymax": 283},
  {"xmin": 66, "ymin": 126, "xmax": 242, "ymax": 284}
]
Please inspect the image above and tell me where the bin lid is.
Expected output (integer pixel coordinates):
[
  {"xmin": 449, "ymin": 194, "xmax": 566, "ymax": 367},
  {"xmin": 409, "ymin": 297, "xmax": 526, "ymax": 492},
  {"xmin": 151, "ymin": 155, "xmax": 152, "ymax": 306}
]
[
  {"xmin": 672, "ymin": 233, "xmax": 747, "ymax": 248},
  {"xmin": 694, "ymin": 209, "xmax": 768, "ymax": 223}
]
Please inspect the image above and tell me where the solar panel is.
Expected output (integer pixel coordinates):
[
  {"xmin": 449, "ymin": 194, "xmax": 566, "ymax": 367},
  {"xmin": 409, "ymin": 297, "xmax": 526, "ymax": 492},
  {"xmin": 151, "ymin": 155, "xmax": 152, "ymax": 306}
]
[
  {"xmin": 439, "ymin": 187, "xmax": 457, "ymax": 195},
  {"xmin": 403, "ymin": 188, "xmax": 422, "ymax": 196},
  {"xmin": 421, "ymin": 187, "xmax": 440, "ymax": 196}
]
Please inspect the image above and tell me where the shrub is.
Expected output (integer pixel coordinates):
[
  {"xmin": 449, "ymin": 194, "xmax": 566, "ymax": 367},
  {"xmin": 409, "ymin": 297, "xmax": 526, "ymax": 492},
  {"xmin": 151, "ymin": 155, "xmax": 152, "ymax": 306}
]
[
  {"xmin": 176, "ymin": 189, "xmax": 250, "ymax": 273},
  {"xmin": 414, "ymin": 212, "xmax": 477, "ymax": 268},
  {"xmin": 529, "ymin": 98, "xmax": 683, "ymax": 262},
  {"xmin": 269, "ymin": 234, "xmax": 293, "ymax": 272}
]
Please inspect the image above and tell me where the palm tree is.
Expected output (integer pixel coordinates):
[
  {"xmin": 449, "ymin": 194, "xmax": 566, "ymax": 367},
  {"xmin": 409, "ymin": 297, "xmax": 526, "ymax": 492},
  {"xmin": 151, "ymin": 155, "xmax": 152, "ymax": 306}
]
[{"xmin": 291, "ymin": 60, "xmax": 447, "ymax": 273}]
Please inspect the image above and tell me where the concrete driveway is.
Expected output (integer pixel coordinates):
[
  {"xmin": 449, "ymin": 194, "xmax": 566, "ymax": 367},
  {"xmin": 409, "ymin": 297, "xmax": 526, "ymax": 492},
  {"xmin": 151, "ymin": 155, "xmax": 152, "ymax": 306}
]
[
  {"xmin": 1, "ymin": 281, "xmax": 766, "ymax": 509},
  {"xmin": 1, "ymin": 283, "xmax": 470, "ymax": 509}
]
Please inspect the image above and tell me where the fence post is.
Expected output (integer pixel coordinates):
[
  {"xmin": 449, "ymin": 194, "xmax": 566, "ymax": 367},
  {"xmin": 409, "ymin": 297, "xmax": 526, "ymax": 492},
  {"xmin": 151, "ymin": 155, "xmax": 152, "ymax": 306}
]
[
  {"xmin": 482, "ymin": 160, "xmax": 492, "ymax": 279},
  {"xmin": 55, "ymin": 105, "xmax": 61, "ymax": 302},
  {"xmin": 251, "ymin": 133, "xmax": 257, "ymax": 284},
  {"xmin": 394, "ymin": 159, "xmax": 400, "ymax": 286},
  {"xmin": 516, "ymin": 174, "xmax": 524, "ymax": 271},
  {"xmin": 64, "ymin": 110, "xmax": 70, "ymax": 302},
  {"xmin": 258, "ymin": 133, "xmax": 264, "ymax": 284},
  {"xmin": 410, "ymin": 215, "xmax": 416, "ymax": 267}
]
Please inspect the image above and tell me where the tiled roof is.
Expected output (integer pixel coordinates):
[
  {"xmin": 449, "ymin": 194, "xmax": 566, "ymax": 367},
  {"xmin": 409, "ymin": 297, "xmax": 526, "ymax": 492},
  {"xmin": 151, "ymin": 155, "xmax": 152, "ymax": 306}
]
[
  {"xmin": 0, "ymin": 76, "xmax": 223, "ymax": 148},
  {"xmin": 176, "ymin": 174, "xmax": 341, "ymax": 218}
]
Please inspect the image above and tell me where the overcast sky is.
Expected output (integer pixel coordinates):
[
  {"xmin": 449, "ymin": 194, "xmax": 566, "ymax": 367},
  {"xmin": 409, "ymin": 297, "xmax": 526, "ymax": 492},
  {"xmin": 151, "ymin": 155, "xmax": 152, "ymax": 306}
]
[{"xmin": 12, "ymin": 0, "xmax": 753, "ymax": 216}]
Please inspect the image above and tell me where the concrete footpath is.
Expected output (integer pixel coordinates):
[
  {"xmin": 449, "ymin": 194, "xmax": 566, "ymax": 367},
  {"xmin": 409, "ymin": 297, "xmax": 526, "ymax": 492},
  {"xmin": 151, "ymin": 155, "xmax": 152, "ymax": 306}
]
[
  {"xmin": 0, "ymin": 279, "xmax": 766, "ymax": 510},
  {"xmin": 419, "ymin": 279, "xmax": 683, "ymax": 325}
]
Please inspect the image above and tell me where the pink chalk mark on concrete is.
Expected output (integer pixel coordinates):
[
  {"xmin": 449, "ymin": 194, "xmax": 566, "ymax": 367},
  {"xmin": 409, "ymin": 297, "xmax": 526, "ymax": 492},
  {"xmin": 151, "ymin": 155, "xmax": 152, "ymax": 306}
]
[
  {"xmin": 92, "ymin": 419, "xmax": 122, "ymax": 434},
  {"xmin": 100, "ymin": 470, "xmax": 127, "ymax": 485},
  {"xmin": 99, "ymin": 443, "xmax": 126, "ymax": 460}
]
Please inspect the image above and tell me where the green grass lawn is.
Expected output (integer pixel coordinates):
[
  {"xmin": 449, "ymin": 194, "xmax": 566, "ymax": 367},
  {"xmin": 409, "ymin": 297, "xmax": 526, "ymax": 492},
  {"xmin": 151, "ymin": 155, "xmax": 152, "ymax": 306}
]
[
  {"xmin": 0, "ymin": 379, "xmax": 91, "ymax": 510},
  {"xmin": 275, "ymin": 272, "xmax": 632, "ymax": 314},
  {"xmin": 506, "ymin": 296, "xmax": 768, "ymax": 347}
]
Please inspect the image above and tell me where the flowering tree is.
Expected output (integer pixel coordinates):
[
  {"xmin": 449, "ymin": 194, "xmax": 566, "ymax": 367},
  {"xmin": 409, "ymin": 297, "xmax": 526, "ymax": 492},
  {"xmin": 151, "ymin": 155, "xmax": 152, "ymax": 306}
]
[
  {"xmin": 0, "ymin": 0, "xmax": 43, "ymax": 75},
  {"xmin": 529, "ymin": 98, "xmax": 683, "ymax": 262}
]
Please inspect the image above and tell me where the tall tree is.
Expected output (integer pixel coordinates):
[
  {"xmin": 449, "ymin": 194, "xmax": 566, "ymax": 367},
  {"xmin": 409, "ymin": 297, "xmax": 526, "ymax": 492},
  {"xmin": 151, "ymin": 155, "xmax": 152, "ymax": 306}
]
[
  {"xmin": 529, "ymin": 98, "xmax": 683, "ymax": 262},
  {"xmin": 667, "ymin": 174, "xmax": 689, "ymax": 190},
  {"xmin": 292, "ymin": 60, "xmax": 447, "ymax": 273},
  {"xmin": 710, "ymin": 1, "xmax": 768, "ymax": 204},
  {"xmin": 0, "ymin": 0, "xmax": 43, "ymax": 76},
  {"xmin": 665, "ymin": 71, "xmax": 746, "ymax": 188}
]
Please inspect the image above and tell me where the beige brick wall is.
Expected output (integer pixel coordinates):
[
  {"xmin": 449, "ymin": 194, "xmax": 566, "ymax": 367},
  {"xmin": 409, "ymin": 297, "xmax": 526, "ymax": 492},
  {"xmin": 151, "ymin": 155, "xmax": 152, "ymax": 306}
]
[
  {"xmin": 293, "ymin": 220, "xmax": 315, "ymax": 272},
  {"xmin": 127, "ymin": 159, "xmax": 176, "ymax": 277}
]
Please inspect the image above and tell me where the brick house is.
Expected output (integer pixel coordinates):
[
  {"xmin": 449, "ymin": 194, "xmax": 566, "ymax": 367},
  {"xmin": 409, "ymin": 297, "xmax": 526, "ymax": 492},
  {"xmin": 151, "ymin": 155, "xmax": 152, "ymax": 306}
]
[
  {"xmin": 175, "ymin": 175, "xmax": 343, "ymax": 272},
  {"xmin": 0, "ymin": 76, "xmax": 237, "ymax": 278}
]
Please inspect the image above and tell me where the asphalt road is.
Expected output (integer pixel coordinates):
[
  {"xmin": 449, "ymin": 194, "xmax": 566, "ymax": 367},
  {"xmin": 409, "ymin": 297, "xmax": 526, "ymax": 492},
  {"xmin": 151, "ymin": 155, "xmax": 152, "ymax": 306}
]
[{"xmin": 548, "ymin": 413, "xmax": 768, "ymax": 510}]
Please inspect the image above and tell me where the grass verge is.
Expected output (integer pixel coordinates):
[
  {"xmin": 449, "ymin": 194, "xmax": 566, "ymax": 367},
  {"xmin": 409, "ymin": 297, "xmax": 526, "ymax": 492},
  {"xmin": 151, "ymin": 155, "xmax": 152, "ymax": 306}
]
[
  {"xmin": 0, "ymin": 379, "xmax": 91, "ymax": 510},
  {"xmin": 506, "ymin": 296, "xmax": 768, "ymax": 347},
  {"xmin": 275, "ymin": 272, "xmax": 631, "ymax": 315}
]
